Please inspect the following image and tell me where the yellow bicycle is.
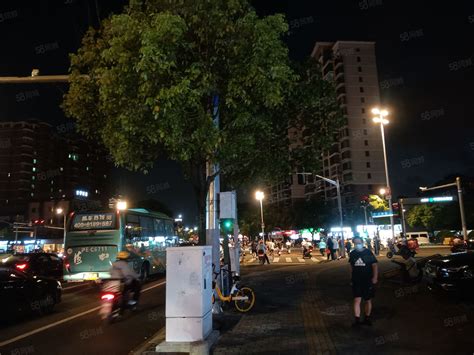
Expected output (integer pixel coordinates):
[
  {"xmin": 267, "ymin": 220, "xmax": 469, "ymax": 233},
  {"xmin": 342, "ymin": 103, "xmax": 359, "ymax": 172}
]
[{"xmin": 212, "ymin": 266, "xmax": 255, "ymax": 313}]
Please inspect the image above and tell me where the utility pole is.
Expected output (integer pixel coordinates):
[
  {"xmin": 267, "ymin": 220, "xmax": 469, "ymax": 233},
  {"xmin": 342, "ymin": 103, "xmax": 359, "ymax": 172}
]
[{"xmin": 419, "ymin": 177, "xmax": 468, "ymax": 240}]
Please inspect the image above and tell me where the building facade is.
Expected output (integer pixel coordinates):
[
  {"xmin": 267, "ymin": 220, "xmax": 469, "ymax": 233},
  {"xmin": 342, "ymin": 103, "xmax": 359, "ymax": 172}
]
[
  {"xmin": 266, "ymin": 41, "xmax": 386, "ymax": 219},
  {"xmin": 0, "ymin": 120, "xmax": 111, "ymax": 225}
]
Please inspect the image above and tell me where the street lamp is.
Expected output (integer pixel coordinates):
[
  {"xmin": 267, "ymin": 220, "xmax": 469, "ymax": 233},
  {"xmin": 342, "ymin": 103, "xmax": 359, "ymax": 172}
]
[
  {"xmin": 296, "ymin": 172, "xmax": 346, "ymax": 257},
  {"xmin": 255, "ymin": 191, "xmax": 265, "ymax": 241},
  {"xmin": 379, "ymin": 188, "xmax": 387, "ymax": 196},
  {"xmin": 372, "ymin": 107, "xmax": 394, "ymax": 239},
  {"xmin": 116, "ymin": 200, "xmax": 127, "ymax": 211},
  {"xmin": 56, "ymin": 207, "xmax": 66, "ymax": 253}
]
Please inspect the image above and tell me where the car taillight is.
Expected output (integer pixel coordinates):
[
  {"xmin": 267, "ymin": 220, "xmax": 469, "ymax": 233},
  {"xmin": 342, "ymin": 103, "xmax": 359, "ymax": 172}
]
[
  {"xmin": 16, "ymin": 263, "xmax": 28, "ymax": 270},
  {"xmin": 101, "ymin": 293, "xmax": 115, "ymax": 301}
]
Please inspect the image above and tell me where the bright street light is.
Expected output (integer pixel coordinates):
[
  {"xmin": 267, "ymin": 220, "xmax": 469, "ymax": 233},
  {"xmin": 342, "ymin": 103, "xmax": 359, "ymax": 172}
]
[
  {"xmin": 116, "ymin": 201, "xmax": 127, "ymax": 210},
  {"xmin": 56, "ymin": 208, "xmax": 63, "ymax": 215},
  {"xmin": 255, "ymin": 190, "xmax": 265, "ymax": 241},
  {"xmin": 372, "ymin": 106, "xmax": 394, "ymax": 238},
  {"xmin": 379, "ymin": 188, "xmax": 387, "ymax": 196}
]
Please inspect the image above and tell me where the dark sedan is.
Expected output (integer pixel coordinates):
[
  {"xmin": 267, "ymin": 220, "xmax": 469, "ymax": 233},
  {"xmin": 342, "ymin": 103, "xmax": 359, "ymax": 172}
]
[
  {"xmin": 424, "ymin": 251, "xmax": 474, "ymax": 292},
  {"xmin": 0, "ymin": 253, "xmax": 63, "ymax": 280},
  {"xmin": 0, "ymin": 267, "xmax": 62, "ymax": 319}
]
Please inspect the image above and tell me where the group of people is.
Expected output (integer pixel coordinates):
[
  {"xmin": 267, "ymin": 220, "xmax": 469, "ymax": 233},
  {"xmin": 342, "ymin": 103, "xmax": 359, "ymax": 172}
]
[{"xmin": 249, "ymin": 238, "xmax": 294, "ymax": 264}]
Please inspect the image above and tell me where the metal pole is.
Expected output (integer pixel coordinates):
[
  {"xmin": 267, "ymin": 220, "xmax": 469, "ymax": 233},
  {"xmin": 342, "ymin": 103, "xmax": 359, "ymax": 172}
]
[
  {"xmin": 62, "ymin": 213, "xmax": 67, "ymax": 252},
  {"xmin": 379, "ymin": 121, "xmax": 394, "ymax": 238},
  {"xmin": 336, "ymin": 179, "xmax": 345, "ymax": 257},
  {"xmin": 400, "ymin": 199, "xmax": 407, "ymax": 235},
  {"xmin": 363, "ymin": 206, "xmax": 368, "ymax": 226},
  {"xmin": 259, "ymin": 199, "xmax": 265, "ymax": 242},
  {"xmin": 456, "ymin": 177, "xmax": 468, "ymax": 240}
]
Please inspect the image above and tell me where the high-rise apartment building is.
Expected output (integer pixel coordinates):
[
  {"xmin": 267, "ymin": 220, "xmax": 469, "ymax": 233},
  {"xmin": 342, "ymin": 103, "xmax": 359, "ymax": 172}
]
[
  {"xmin": 0, "ymin": 120, "xmax": 111, "ymax": 221},
  {"xmin": 266, "ymin": 41, "xmax": 386, "ymax": 218}
]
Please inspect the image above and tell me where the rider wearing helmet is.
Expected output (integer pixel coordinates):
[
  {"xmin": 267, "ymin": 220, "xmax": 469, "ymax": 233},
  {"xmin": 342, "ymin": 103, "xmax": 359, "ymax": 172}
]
[{"xmin": 110, "ymin": 251, "xmax": 141, "ymax": 309}]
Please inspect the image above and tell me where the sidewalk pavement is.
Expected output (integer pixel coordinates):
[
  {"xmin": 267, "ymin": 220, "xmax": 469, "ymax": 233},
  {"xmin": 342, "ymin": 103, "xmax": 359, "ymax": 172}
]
[
  {"xmin": 211, "ymin": 265, "xmax": 337, "ymax": 355},
  {"xmin": 211, "ymin": 255, "xmax": 473, "ymax": 354}
]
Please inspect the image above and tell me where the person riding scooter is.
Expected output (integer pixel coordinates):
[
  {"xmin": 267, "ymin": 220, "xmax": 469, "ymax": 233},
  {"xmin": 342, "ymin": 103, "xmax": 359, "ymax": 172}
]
[
  {"xmin": 303, "ymin": 245, "xmax": 314, "ymax": 259},
  {"xmin": 109, "ymin": 251, "xmax": 142, "ymax": 312}
]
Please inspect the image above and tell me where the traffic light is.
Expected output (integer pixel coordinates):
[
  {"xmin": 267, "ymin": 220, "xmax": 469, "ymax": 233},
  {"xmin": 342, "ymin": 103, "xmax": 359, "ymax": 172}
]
[
  {"xmin": 32, "ymin": 219, "xmax": 45, "ymax": 226},
  {"xmin": 220, "ymin": 218, "xmax": 234, "ymax": 234}
]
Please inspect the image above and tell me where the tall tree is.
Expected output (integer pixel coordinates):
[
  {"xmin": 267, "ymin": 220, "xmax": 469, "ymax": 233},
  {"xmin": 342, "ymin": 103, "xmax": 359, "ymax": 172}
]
[
  {"xmin": 63, "ymin": 0, "xmax": 343, "ymax": 243},
  {"xmin": 406, "ymin": 204, "xmax": 442, "ymax": 233}
]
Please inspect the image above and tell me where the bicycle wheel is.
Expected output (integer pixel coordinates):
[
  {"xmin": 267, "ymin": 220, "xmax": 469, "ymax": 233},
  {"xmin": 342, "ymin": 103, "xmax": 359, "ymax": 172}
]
[{"xmin": 234, "ymin": 286, "xmax": 255, "ymax": 312}]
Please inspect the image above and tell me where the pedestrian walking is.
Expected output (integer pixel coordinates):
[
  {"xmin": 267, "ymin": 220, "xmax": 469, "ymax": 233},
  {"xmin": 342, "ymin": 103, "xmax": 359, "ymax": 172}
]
[
  {"xmin": 366, "ymin": 237, "xmax": 373, "ymax": 252},
  {"xmin": 374, "ymin": 236, "xmax": 380, "ymax": 256},
  {"xmin": 327, "ymin": 237, "xmax": 337, "ymax": 261},
  {"xmin": 349, "ymin": 236, "xmax": 378, "ymax": 327},
  {"xmin": 257, "ymin": 239, "xmax": 270, "ymax": 264},
  {"xmin": 251, "ymin": 239, "xmax": 258, "ymax": 258},
  {"xmin": 345, "ymin": 239, "xmax": 352, "ymax": 254},
  {"xmin": 318, "ymin": 239, "xmax": 327, "ymax": 256}
]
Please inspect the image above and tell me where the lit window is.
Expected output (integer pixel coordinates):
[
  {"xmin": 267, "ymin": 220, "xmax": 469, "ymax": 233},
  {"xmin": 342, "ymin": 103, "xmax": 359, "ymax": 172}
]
[
  {"xmin": 51, "ymin": 180, "xmax": 54, "ymax": 185},
  {"xmin": 31, "ymin": 184, "xmax": 35, "ymax": 189},
  {"xmin": 62, "ymin": 194, "xmax": 66, "ymax": 198},
  {"xmin": 31, "ymin": 192, "xmax": 34, "ymax": 197},
  {"xmin": 7, "ymin": 173, "xmax": 11, "ymax": 177},
  {"xmin": 32, "ymin": 167, "xmax": 36, "ymax": 172},
  {"xmin": 60, "ymin": 167, "xmax": 64, "ymax": 171},
  {"xmin": 33, "ymin": 159, "xmax": 37, "ymax": 164},
  {"xmin": 86, "ymin": 167, "xmax": 90, "ymax": 171},
  {"xmin": 32, "ymin": 176, "xmax": 35, "ymax": 180}
]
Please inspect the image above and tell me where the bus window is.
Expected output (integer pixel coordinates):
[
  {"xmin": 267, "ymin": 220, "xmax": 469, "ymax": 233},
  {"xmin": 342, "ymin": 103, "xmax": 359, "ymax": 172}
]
[
  {"xmin": 164, "ymin": 221, "xmax": 174, "ymax": 236},
  {"xmin": 154, "ymin": 219, "xmax": 165, "ymax": 235},
  {"xmin": 140, "ymin": 216, "xmax": 154, "ymax": 239}
]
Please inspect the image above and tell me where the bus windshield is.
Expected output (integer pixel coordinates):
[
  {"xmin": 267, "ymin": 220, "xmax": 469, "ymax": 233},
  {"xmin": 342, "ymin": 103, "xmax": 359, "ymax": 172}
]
[{"xmin": 70, "ymin": 212, "xmax": 117, "ymax": 231}]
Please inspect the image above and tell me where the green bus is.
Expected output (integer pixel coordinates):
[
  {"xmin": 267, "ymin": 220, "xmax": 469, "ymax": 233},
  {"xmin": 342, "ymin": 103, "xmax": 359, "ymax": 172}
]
[{"xmin": 63, "ymin": 208, "xmax": 178, "ymax": 282}]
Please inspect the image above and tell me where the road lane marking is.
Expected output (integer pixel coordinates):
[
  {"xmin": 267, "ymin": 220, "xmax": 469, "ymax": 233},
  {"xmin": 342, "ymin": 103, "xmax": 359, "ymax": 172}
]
[
  {"xmin": 297, "ymin": 258, "xmax": 306, "ymax": 263},
  {"xmin": 273, "ymin": 257, "xmax": 279, "ymax": 263},
  {"xmin": 285, "ymin": 257, "xmax": 292, "ymax": 263},
  {"xmin": 311, "ymin": 257, "xmax": 319, "ymax": 262},
  {"xmin": 0, "ymin": 280, "xmax": 166, "ymax": 348}
]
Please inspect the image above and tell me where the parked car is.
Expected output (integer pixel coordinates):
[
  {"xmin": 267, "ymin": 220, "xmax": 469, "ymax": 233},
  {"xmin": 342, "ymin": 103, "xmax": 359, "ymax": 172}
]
[
  {"xmin": 0, "ymin": 253, "xmax": 63, "ymax": 280},
  {"xmin": 0, "ymin": 267, "xmax": 62, "ymax": 318},
  {"xmin": 424, "ymin": 251, "xmax": 474, "ymax": 292}
]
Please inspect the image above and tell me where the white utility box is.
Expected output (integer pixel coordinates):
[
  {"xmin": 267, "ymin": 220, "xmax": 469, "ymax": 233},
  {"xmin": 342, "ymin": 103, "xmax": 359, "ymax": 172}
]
[{"xmin": 165, "ymin": 246, "xmax": 213, "ymax": 342}]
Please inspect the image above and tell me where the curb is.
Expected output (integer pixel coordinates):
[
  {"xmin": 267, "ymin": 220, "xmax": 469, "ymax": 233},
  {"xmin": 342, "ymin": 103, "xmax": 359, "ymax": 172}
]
[{"xmin": 129, "ymin": 327, "xmax": 165, "ymax": 355}]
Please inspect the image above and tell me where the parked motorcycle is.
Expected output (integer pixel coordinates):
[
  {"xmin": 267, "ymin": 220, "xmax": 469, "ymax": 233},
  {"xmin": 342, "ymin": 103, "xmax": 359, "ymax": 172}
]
[
  {"xmin": 99, "ymin": 279, "xmax": 137, "ymax": 323},
  {"xmin": 386, "ymin": 243, "xmax": 416, "ymax": 259}
]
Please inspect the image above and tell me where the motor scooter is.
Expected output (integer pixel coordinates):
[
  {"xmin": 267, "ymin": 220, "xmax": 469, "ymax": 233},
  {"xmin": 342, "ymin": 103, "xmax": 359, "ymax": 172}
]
[
  {"xmin": 257, "ymin": 250, "xmax": 266, "ymax": 265},
  {"xmin": 99, "ymin": 279, "xmax": 137, "ymax": 323},
  {"xmin": 386, "ymin": 243, "xmax": 416, "ymax": 259},
  {"xmin": 302, "ymin": 246, "xmax": 313, "ymax": 259}
]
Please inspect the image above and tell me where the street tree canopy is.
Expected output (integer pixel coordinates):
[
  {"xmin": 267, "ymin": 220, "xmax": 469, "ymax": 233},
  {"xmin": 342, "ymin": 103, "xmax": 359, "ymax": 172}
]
[
  {"xmin": 63, "ymin": 0, "xmax": 343, "ymax": 240},
  {"xmin": 406, "ymin": 204, "xmax": 442, "ymax": 232}
]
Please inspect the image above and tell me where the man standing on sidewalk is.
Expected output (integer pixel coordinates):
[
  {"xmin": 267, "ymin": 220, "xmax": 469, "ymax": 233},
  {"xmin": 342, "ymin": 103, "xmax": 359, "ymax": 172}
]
[{"xmin": 349, "ymin": 236, "xmax": 378, "ymax": 327}]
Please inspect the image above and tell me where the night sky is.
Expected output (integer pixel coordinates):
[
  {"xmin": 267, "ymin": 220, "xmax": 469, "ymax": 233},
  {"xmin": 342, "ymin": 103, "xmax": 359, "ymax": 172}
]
[{"xmin": 0, "ymin": 0, "xmax": 473, "ymax": 223}]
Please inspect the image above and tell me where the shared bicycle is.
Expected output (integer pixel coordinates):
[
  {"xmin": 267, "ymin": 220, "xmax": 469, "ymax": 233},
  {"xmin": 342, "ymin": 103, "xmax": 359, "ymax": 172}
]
[{"xmin": 211, "ymin": 265, "xmax": 255, "ymax": 313}]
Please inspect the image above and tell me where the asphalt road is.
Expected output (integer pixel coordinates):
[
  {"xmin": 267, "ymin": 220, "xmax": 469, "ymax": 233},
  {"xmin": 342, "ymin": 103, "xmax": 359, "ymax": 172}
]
[{"xmin": 0, "ymin": 277, "xmax": 167, "ymax": 355}]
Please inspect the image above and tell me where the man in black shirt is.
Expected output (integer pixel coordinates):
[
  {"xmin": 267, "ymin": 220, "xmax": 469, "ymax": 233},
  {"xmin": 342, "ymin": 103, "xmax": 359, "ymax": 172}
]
[{"xmin": 349, "ymin": 236, "xmax": 378, "ymax": 326}]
